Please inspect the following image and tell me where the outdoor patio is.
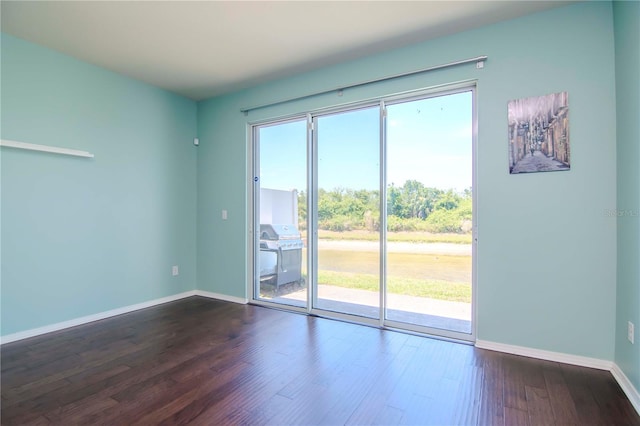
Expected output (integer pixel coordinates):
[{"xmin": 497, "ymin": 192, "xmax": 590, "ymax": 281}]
[{"xmin": 270, "ymin": 284, "xmax": 472, "ymax": 334}]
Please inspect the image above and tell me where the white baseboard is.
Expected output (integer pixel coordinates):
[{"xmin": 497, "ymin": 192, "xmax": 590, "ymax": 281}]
[
  {"xmin": 0, "ymin": 291, "xmax": 197, "ymax": 345},
  {"xmin": 0, "ymin": 290, "xmax": 249, "ymax": 345},
  {"xmin": 475, "ymin": 339, "xmax": 613, "ymax": 370},
  {"xmin": 611, "ymin": 363, "xmax": 640, "ymax": 415},
  {"xmin": 194, "ymin": 290, "xmax": 248, "ymax": 305},
  {"xmin": 476, "ymin": 339, "xmax": 640, "ymax": 416}
]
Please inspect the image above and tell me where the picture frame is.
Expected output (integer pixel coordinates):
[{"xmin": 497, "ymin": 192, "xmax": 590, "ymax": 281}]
[{"xmin": 508, "ymin": 92, "xmax": 570, "ymax": 174}]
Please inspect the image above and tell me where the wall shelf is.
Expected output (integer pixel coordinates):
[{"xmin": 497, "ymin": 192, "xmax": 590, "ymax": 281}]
[{"xmin": 0, "ymin": 139, "xmax": 94, "ymax": 158}]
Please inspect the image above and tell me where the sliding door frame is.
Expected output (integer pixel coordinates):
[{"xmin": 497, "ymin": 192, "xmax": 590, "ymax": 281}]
[
  {"xmin": 248, "ymin": 115, "xmax": 310, "ymax": 316},
  {"xmin": 379, "ymin": 100, "xmax": 388, "ymax": 328},
  {"xmin": 379, "ymin": 84, "xmax": 478, "ymax": 342},
  {"xmin": 309, "ymin": 102, "xmax": 383, "ymax": 327},
  {"xmin": 248, "ymin": 81, "xmax": 477, "ymax": 342}
]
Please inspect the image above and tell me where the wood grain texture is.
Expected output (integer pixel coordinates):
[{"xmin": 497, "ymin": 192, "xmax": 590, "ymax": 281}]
[{"xmin": 1, "ymin": 297, "xmax": 638, "ymax": 425}]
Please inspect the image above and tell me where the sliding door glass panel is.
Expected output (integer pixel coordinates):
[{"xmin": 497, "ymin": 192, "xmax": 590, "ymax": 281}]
[
  {"xmin": 385, "ymin": 92, "xmax": 473, "ymax": 333},
  {"xmin": 315, "ymin": 107, "xmax": 380, "ymax": 319},
  {"xmin": 255, "ymin": 119, "xmax": 308, "ymax": 307}
]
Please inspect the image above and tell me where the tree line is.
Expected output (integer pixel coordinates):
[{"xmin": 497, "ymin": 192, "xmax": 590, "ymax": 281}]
[{"xmin": 298, "ymin": 180, "xmax": 472, "ymax": 234}]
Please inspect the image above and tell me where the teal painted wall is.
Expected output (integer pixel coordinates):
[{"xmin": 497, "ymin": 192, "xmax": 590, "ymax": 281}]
[
  {"xmin": 1, "ymin": 34, "xmax": 198, "ymax": 336},
  {"xmin": 197, "ymin": 2, "xmax": 618, "ymax": 360},
  {"xmin": 614, "ymin": 1, "xmax": 640, "ymax": 392},
  {"xmin": 0, "ymin": 2, "xmax": 627, "ymax": 365}
]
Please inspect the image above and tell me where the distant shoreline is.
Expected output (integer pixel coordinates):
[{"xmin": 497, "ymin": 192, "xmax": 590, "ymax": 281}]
[{"xmin": 316, "ymin": 240, "xmax": 471, "ymax": 255}]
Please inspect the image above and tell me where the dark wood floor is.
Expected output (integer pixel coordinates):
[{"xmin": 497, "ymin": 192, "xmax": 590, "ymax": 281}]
[{"xmin": 2, "ymin": 297, "xmax": 638, "ymax": 425}]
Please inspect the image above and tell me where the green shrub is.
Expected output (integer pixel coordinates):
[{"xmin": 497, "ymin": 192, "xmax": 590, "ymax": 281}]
[
  {"xmin": 386, "ymin": 216, "xmax": 432, "ymax": 232},
  {"xmin": 319, "ymin": 215, "xmax": 361, "ymax": 232},
  {"xmin": 424, "ymin": 198, "xmax": 472, "ymax": 233},
  {"xmin": 310, "ymin": 186, "xmax": 472, "ymax": 234}
]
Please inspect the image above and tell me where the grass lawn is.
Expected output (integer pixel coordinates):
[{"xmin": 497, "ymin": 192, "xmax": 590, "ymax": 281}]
[
  {"xmin": 318, "ymin": 270, "xmax": 471, "ymax": 303},
  {"xmin": 315, "ymin": 249, "xmax": 471, "ymax": 282},
  {"xmin": 299, "ymin": 247, "xmax": 471, "ymax": 303}
]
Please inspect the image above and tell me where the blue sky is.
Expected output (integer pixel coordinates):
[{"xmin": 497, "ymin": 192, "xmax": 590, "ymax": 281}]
[{"xmin": 258, "ymin": 91, "xmax": 472, "ymax": 192}]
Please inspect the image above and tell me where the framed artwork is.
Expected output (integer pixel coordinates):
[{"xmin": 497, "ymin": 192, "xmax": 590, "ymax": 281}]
[{"xmin": 508, "ymin": 92, "xmax": 570, "ymax": 174}]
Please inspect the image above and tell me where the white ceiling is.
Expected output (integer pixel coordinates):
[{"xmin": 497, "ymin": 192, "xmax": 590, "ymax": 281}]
[{"xmin": 1, "ymin": 1, "xmax": 572, "ymax": 101}]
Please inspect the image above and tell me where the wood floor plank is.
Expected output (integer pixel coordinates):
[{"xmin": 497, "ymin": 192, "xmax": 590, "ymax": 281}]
[
  {"xmin": 344, "ymin": 342, "xmax": 415, "ymax": 425},
  {"xmin": 504, "ymin": 406, "xmax": 530, "ymax": 426},
  {"xmin": 43, "ymin": 393, "xmax": 119, "ymax": 424},
  {"xmin": 397, "ymin": 393, "xmax": 433, "ymax": 425},
  {"xmin": 525, "ymin": 385, "xmax": 555, "ymax": 426},
  {"xmin": 129, "ymin": 363, "xmax": 248, "ymax": 425},
  {"xmin": 1, "ymin": 297, "xmax": 638, "ymax": 425},
  {"xmin": 316, "ymin": 362, "xmax": 389, "ymax": 425},
  {"xmin": 503, "ymin": 355, "xmax": 529, "ymax": 412},
  {"xmin": 450, "ymin": 364, "xmax": 484, "ymax": 425},
  {"xmin": 1, "ymin": 374, "xmax": 71, "ymax": 406},
  {"xmin": 561, "ymin": 362, "xmax": 608, "ymax": 425},
  {"xmin": 542, "ymin": 364, "xmax": 580, "ymax": 425},
  {"xmin": 477, "ymin": 350, "xmax": 505, "ymax": 426},
  {"xmin": 371, "ymin": 405, "xmax": 404, "ymax": 425},
  {"xmin": 589, "ymin": 369, "xmax": 640, "ymax": 425}
]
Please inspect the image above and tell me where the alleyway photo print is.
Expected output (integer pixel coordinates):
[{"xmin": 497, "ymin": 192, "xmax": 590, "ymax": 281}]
[{"xmin": 508, "ymin": 91, "xmax": 570, "ymax": 174}]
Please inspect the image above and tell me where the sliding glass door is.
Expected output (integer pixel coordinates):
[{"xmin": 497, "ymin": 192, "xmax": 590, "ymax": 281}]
[
  {"xmin": 385, "ymin": 92, "xmax": 473, "ymax": 334},
  {"xmin": 253, "ymin": 118, "xmax": 308, "ymax": 308},
  {"xmin": 314, "ymin": 106, "xmax": 381, "ymax": 319},
  {"xmin": 252, "ymin": 86, "xmax": 475, "ymax": 339}
]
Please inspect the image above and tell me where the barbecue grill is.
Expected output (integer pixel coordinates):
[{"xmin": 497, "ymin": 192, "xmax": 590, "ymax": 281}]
[{"xmin": 259, "ymin": 224, "xmax": 304, "ymax": 291}]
